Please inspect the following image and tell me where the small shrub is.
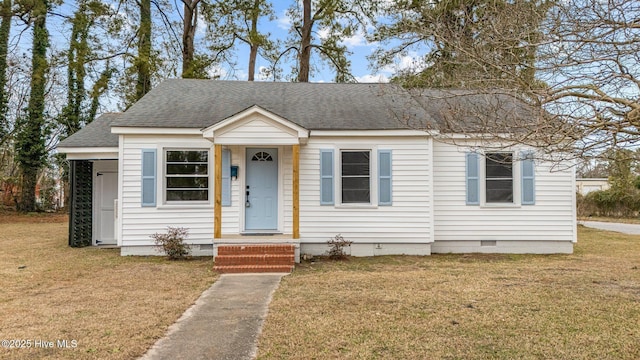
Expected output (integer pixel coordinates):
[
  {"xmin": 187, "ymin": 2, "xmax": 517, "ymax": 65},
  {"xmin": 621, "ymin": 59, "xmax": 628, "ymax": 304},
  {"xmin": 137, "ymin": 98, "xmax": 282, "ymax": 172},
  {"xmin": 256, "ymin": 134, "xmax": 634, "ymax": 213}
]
[
  {"xmin": 151, "ymin": 227, "xmax": 190, "ymax": 260},
  {"xmin": 326, "ymin": 234, "xmax": 353, "ymax": 260}
]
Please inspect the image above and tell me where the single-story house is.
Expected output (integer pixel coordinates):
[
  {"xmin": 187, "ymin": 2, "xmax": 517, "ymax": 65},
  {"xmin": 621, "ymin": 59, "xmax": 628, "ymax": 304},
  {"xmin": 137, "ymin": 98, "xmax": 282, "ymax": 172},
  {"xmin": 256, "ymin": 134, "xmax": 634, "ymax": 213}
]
[{"xmin": 57, "ymin": 80, "xmax": 576, "ymax": 268}]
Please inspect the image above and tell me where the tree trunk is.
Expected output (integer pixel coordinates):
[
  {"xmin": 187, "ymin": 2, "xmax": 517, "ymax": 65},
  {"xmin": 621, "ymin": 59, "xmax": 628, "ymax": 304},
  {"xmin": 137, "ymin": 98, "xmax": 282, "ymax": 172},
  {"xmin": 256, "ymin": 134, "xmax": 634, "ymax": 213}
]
[
  {"xmin": 181, "ymin": 0, "xmax": 199, "ymax": 78},
  {"xmin": 246, "ymin": 0, "xmax": 261, "ymax": 81},
  {"xmin": 248, "ymin": 43, "xmax": 258, "ymax": 81},
  {"xmin": 17, "ymin": 0, "xmax": 49, "ymax": 212},
  {"xmin": 0, "ymin": 0, "xmax": 11, "ymax": 143},
  {"xmin": 297, "ymin": 0, "xmax": 312, "ymax": 82},
  {"xmin": 136, "ymin": 0, "xmax": 151, "ymax": 99}
]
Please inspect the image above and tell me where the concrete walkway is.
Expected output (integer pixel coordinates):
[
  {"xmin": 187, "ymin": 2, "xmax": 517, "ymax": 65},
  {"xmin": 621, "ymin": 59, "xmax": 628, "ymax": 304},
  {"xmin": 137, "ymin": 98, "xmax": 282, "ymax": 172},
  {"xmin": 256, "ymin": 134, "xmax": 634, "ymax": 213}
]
[
  {"xmin": 580, "ymin": 221, "xmax": 640, "ymax": 235},
  {"xmin": 140, "ymin": 273, "xmax": 286, "ymax": 360}
]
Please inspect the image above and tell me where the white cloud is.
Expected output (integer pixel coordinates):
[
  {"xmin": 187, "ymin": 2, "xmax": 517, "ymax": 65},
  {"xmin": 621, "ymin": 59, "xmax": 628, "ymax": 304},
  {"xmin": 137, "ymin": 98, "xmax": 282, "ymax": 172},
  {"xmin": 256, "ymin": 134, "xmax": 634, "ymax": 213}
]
[
  {"xmin": 276, "ymin": 10, "xmax": 292, "ymax": 30},
  {"xmin": 381, "ymin": 52, "xmax": 427, "ymax": 74},
  {"xmin": 318, "ymin": 28, "xmax": 331, "ymax": 39},
  {"xmin": 196, "ymin": 11, "xmax": 207, "ymax": 37},
  {"xmin": 341, "ymin": 32, "xmax": 368, "ymax": 47},
  {"xmin": 207, "ymin": 65, "xmax": 228, "ymax": 80},
  {"xmin": 356, "ymin": 74, "xmax": 390, "ymax": 83}
]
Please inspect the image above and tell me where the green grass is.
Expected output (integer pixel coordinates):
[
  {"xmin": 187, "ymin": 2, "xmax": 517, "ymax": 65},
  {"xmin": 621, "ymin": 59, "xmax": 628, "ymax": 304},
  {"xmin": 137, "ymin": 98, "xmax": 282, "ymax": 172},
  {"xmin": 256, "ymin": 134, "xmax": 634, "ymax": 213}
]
[{"xmin": 258, "ymin": 226, "xmax": 640, "ymax": 359}]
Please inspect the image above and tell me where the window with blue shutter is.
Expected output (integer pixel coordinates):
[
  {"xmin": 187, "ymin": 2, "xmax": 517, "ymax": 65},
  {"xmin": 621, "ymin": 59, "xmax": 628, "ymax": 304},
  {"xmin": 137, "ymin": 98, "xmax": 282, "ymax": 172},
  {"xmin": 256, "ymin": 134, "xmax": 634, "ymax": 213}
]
[
  {"xmin": 141, "ymin": 149, "xmax": 156, "ymax": 207},
  {"xmin": 466, "ymin": 152, "xmax": 480, "ymax": 205},
  {"xmin": 222, "ymin": 149, "xmax": 231, "ymax": 206},
  {"xmin": 378, "ymin": 150, "xmax": 392, "ymax": 205},
  {"xmin": 320, "ymin": 149, "xmax": 334, "ymax": 205},
  {"xmin": 521, "ymin": 151, "xmax": 535, "ymax": 205}
]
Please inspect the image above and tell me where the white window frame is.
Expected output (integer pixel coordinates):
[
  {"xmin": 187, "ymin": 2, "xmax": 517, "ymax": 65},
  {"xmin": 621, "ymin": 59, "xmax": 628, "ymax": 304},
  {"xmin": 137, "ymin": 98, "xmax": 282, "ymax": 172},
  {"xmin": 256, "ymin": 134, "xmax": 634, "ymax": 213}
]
[
  {"xmin": 480, "ymin": 151, "xmax": 521, "ymax": 207},
  {"xmin": 162, "ymin": 148, "xmax": 212, "ymax": 205},
  {"xmin": 337, "ymin": 148, "xmax": 378, "ymax": 207}
]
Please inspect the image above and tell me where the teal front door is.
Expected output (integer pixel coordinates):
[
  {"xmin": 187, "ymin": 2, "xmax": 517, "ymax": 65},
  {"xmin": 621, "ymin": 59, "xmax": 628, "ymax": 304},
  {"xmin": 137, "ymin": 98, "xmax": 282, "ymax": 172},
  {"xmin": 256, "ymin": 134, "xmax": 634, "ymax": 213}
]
[{"xmin": 245, "ymin": 148, "xmax": 278, "ymax": 230}]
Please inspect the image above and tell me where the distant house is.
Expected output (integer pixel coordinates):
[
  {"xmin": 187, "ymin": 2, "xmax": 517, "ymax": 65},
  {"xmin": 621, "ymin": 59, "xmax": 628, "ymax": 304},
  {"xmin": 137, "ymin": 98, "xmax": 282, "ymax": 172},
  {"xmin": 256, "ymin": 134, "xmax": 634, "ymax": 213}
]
[
  {"xmin": 57, "ymin": 80, "xmax": 576, "ymax": 268},
  {"xmin": 576, "ymin": 178, "xmax": 610, "ymax": 195}
]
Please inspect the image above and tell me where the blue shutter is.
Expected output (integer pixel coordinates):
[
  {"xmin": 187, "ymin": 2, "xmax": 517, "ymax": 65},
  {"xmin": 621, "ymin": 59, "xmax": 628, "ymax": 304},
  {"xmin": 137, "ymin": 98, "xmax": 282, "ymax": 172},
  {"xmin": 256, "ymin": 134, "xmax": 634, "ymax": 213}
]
[
  {"xmin": 320, "ymin": 149, "xmax": 334, "ymax": 205},
  {"xmin": 222, "ymin": 149, "xmax": 231, "ymax": 206},
  {"xmin": 378, "ymin": 150, "xmax": 392, "ymax": 205},
  {"xmin": 141, "ymin": 149, "xmax": 156, "ymax": 207},
  {"xmin": 466, "ymin": 152, "xmax": 480, "ymax": 205},
  {"xmin": 521, "ymin": 151, "xmax": 535, "ymax": 205}
]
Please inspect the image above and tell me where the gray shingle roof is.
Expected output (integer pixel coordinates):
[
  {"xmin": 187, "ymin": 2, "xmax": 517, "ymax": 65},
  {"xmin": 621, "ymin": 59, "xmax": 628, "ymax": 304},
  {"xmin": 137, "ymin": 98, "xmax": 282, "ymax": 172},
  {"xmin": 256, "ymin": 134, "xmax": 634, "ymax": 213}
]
[
  {"xmin": 57, "ymin": 113, "xmax": 121, "ymax": 148},
  {"xmin": 409, "ymin": 89, "xmax": 540, "ymax": 133},
  {"xmin": 58, "ymin": 80, "xmax": 540, "ymax": 150},
  {"xmin": 112, "ymin": 80, "xmax": 433, "ymax": 130}
]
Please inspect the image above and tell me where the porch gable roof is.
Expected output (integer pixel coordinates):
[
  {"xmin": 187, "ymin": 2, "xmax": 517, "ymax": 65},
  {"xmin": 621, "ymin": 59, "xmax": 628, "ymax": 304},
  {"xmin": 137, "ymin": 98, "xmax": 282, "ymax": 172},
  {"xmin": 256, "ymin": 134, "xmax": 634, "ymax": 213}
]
[{"xmin": 202, "ymin": 105, "xmax": 309, "ymax": 145}]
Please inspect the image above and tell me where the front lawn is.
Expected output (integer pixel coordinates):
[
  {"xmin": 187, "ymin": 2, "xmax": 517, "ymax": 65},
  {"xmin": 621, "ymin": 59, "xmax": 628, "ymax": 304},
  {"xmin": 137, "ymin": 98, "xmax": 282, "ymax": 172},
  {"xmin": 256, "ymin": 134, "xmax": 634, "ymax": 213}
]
[
  {"xmin": 258, "ymin": 227, "xmax": 640, "ymax": 359},
  {"xmin": 0, "ymin": 213, "xmax": 217, "ymax": 359}
]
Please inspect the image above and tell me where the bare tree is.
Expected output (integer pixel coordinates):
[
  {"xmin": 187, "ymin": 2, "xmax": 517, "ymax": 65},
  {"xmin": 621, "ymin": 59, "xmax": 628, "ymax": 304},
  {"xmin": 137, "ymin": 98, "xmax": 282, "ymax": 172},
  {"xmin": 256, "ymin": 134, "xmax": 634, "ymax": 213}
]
[{"xmin": 373, "ymin": 0, "xmax": 640, "ymax": 161}]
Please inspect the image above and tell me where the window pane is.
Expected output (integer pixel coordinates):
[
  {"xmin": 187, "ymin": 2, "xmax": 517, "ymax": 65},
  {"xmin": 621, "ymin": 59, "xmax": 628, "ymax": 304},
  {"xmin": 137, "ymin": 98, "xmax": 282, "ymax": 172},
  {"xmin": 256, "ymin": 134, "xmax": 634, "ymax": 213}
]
[
  {"xmin": 167, "ymin": 177, "xmax": 208, "ymax": 189},
  {"xmin": 166, "ymin": 164, "xmax": 208, "ymax": 175},
  {"xmin": 165, "ymin": 150, "xmax": 209, "ymax": 202},
  {"xmin": 486, "ymin": 179, "xmax": 513, "ymax": 202},
  {"xmin": 166, "ymin": 190, "xmax": 208, "ymax": 201},
  {"xmin": 486, "ymin": 153, "xmax": 512, "ymax": 178},
  {"xmin": 166, "ymin": 150, "xmax": 208, "ymax": 162},
  {"xmin": 342, "ymin": 151, "xmax": 370, "ymax": 176},
  {"xmin": 342, "ymin": 177, "xmax": 370, "ymax": 203}
]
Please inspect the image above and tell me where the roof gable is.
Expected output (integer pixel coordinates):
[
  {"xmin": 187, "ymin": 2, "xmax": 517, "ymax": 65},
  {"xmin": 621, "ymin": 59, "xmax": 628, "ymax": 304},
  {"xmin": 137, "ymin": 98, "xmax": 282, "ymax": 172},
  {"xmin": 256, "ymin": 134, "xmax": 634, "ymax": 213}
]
[{"xmin": 202, "ymin": 105, "xmax": 309, "ymax": 145}]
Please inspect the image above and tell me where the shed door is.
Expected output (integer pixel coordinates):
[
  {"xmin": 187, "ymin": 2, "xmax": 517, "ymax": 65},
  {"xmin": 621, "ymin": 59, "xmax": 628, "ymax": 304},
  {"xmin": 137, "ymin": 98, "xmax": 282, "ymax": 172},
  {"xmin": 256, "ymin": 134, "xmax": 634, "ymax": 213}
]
[
  {"xmin": 96, "ymin": 171, "xmax": 117, "ymax": 245},
  {"xmin": 245, "ymin": 148, "xmax": 278, "ymax": 231}
]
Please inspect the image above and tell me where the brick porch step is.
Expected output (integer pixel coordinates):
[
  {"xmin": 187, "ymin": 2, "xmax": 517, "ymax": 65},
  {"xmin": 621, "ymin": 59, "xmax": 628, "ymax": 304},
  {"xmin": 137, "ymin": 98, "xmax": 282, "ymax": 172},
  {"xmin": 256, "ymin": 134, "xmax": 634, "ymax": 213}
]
[
  {"xmin": 213, "ymin": 265, "xmax": 294, "ymax": 273},
  {"xmin": 214, "ymin": 244, "xmax": 296, "ymax": 273}
]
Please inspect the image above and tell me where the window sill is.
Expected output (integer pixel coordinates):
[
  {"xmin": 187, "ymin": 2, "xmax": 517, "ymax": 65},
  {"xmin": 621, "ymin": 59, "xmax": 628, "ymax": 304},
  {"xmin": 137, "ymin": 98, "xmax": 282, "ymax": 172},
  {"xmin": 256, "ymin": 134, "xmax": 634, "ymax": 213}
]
[
  {"xmin": 480, "ymin": 203, "xmax": 521, "ymax": 209},
  {"xmin": 335, "ymin": 204, "xmax": 378, "ymax": 209},
  {"xmin": 157, "ymin": 203, "xmax": 213, "ymax": 210}
]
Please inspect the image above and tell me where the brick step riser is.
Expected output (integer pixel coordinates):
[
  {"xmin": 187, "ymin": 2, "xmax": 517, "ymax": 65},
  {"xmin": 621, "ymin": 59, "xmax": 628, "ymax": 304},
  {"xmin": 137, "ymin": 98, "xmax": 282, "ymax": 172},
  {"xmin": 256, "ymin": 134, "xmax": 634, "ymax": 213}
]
[
  {"xmin": 215, "ymin": 255, "xmax": 295, "ymax": 266},
  {"xmin": 217, "ymin": 245, "xmax": 295, "ymax": 256},
  {"xmin": 213, "ymin": 265, "xmax": 294, "ymax": 274}
]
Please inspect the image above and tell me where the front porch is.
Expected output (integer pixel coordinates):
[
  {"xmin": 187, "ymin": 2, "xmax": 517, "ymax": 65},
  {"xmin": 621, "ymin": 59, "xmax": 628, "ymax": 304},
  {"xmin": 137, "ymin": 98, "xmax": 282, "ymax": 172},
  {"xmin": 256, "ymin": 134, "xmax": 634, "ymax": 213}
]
[{"xmin": 206, "ymin": 106, "xmax": 307, "ymax": 273}]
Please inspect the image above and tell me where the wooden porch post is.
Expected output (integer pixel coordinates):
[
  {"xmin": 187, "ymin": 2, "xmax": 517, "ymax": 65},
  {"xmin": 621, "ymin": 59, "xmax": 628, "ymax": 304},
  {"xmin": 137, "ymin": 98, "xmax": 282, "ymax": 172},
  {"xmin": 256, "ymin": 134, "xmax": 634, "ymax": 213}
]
[
  {"xmin": 214, "ymin": 144, "xmax": 222, "ymax": 239},
  {"xmin": 292, "ymin": 144, "xmax": 300, "ymax": 239}
]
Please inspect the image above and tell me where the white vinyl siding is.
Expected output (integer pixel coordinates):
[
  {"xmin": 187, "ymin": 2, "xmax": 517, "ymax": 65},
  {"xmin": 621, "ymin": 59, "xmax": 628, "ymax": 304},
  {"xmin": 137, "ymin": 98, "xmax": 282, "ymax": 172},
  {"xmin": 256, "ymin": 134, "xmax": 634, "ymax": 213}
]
[
  {"xmin": 434, "ymin": 141, "xmax": 575, "ymax": 245},
  {"xmin": 213, "ymin": 114, "xmax": 299, "ymax": 145},
  {"xmin": 120, "ymin": 135, "xmax": 214, "ymax": 246},
  {"xmin": 299, "ymin": 136, "xmax": 432, "ymax": 244}
]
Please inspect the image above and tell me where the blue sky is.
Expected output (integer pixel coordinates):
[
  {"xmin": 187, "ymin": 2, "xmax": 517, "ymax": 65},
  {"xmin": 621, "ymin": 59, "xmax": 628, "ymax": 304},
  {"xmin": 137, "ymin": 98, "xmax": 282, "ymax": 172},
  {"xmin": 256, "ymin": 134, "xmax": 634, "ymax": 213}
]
[
  {"xmin": 196, "ymin": 1, "xmax": 422, "ymax": 83},
  {"xmin": 9, "ymin": 1, "xmax": 426, "ymax": 84}
]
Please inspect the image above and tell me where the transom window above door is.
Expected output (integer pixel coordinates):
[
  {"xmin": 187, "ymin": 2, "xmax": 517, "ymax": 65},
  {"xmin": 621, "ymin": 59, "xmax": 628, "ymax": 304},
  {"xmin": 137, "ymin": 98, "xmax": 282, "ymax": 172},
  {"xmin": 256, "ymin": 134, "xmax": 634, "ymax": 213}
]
[
  {"xmin": 165, "ymin": 150, "xmax": 209, "ymax": 201},
  {"xmin": 251, "ymin": 151, "xmax": 273, "ymax": 161}
]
